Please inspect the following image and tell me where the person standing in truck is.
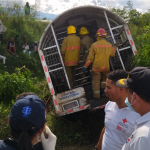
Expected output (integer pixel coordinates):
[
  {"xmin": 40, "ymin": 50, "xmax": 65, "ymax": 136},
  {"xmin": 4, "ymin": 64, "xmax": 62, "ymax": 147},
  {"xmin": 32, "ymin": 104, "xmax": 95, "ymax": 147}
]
[
  {"xmin": 79, "ymin": 27, "xmax": 94, "ymax": 83},
  {"xmin": 61, "ymin": 25, "xmax": 80, "ymax": 88},
  {"xmin": 79, "ymin": 27, "xmax": 94, "ymax": 64},
  {"xmin": 83, "ymin": 28, "xmax": 118, "ymax": 100}
]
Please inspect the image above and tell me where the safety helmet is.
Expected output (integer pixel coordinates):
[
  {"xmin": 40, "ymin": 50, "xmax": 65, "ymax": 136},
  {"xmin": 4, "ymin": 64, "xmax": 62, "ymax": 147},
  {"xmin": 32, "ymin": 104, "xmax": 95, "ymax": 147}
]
[
  {"xmin": 67, "ymin": 25, "xmax": 76, "ymax": 34},
  {"xmin": 79, "ymin": 27, "xmax": 89, "ymax": 35},
  {"xmin": 96, "ymin": 28, "xmax": 107, "ymax": 37}
]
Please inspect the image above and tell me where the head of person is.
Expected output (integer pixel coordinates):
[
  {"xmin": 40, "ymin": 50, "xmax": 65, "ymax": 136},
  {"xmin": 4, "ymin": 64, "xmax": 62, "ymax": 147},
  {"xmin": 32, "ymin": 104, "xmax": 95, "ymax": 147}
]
[
  {"xmin": 116, "ymin": 67, "xmax": 150, "ymax": 115},
  {"xmin": 24, "ymin": 42, "xmax": 27, "ymax": 46},
  {"xmin": 96, "ymin": 28, "xmax": 107, "ymax": 41},
  {"xmin": 11, "ymin": 37, "xmax": 14, "ymax": 42},
  {"xmin": 9, "ymin": 92, "xmax": 46, "ymax": 150},
  {"xmin": 34, "ymin": 41, "xmax": 38, "ymax": 46},
  {"xmin": 104, "ymin": 70, "xmax": 128, "ymax": 103},
  {"xmin": 67, "ymin": 25, "xmax": 76, "ymax": 35},
  {"xmin": 79, "ymin": 27, "xmax": 89, "ymax": 38},
  {"xmin": 26, "ymin": 2, "xmax": 29, "ymax": 6}
]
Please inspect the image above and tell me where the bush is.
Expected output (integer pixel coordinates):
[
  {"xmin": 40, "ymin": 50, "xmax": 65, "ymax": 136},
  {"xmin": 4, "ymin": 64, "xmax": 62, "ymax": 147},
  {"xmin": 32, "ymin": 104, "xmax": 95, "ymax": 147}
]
[
  {"xmin": 0, "ymin": 68, "xmax": 52, "ymax": 139},
  {"xmin": 132, "ymin": 24, "xmax": 150, "ymax": 67},
  {"xmin": 0, "ymin": 68, "xmax": 36, "ymax": 105}
]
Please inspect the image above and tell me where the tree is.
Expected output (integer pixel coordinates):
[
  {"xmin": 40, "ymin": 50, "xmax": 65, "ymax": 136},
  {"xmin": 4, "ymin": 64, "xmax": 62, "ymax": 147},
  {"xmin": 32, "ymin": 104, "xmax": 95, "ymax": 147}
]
[
  {"xmin": 42, "ymin": 17, "xmax": 47, "ymax": 20},
  {"xmin": 127, "ymin": 0, "xmax": 133, "ymax": 11}
]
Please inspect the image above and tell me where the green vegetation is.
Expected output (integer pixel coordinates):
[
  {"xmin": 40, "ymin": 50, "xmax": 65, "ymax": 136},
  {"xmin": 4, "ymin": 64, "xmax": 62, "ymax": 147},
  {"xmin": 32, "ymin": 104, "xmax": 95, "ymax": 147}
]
[{"xmin": 1, "ymin": 1, "xmax": 150, "ymax": 149}]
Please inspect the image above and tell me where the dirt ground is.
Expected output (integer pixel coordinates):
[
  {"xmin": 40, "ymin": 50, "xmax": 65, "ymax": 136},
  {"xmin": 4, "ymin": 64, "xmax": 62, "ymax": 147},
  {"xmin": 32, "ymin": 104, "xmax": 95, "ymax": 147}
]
[
  {"xmin": 58, "ymin": 108, "xmax": 105, "ymax": 150},
  {"xmin": 61, "ymin": 144, "xmax": 96, "ymax": 150}
]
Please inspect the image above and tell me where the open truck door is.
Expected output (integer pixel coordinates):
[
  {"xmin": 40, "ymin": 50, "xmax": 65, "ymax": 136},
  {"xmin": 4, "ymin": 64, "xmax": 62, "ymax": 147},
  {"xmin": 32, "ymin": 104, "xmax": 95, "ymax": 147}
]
[{"xmin": 38, "ymin": 6, "xmax": 137, "ymax": 116}]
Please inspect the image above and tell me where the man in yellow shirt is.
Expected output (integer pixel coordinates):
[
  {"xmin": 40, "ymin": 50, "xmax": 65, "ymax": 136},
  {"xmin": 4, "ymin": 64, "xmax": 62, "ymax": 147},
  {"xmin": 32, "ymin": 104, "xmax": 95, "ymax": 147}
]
[
  {"xmin": 61, "ymin": 25, "xmax": 80, "ymax": 88},
  {"xmin": 83, "ymin": 28, "xmax": 118, "ymax": 99}
]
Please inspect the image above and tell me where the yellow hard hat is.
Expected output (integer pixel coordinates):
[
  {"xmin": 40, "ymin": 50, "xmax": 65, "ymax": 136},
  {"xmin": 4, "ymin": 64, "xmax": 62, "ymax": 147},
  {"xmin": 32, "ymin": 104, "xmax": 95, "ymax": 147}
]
[
  {"xmin": 67, "ymin": 25, "xmax": 76, "ymax": 34},
  {"xmin": 79, "ymin": 27, "xmax": 89, "ymax": 35}
]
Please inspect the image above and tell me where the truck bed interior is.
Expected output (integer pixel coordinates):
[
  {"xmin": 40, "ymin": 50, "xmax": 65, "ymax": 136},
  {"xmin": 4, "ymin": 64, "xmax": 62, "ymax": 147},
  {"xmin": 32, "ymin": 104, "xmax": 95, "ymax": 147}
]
[{"xmin": 39, "ymin": 6, "xmax": 134, "ymax": 109}]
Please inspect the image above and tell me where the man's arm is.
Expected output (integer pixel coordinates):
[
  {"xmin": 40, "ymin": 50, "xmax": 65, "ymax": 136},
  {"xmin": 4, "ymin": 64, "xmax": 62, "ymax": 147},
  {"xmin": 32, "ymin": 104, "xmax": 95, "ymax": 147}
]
[
  {"xmin": 95, "ymin": 127, "xmax": 105, "ymax": 150},
  {"xmin": 84, "ymin": 44, "xmax": 95, "ymax": 68}
]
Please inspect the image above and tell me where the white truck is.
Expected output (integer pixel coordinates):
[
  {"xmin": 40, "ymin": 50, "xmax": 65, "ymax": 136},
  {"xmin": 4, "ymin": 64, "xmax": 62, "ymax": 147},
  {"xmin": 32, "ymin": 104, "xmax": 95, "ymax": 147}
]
[{"xmin": 38, "ymin": 6, "xmax": 137, "ymax": 116}]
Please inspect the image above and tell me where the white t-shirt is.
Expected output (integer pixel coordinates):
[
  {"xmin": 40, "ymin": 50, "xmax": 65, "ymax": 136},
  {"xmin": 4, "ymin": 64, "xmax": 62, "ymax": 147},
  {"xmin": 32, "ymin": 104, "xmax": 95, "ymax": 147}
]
[
  {"xmin": 102, "ymin": 101, "xmax": 141, "ymax": 150},
  {"xmin": 0, "ymin": 20, "xmax": 6, "ymax": 33},
  {"xmin": 23, "ymin": 45, "xmax": 29, "ymax": 52},
  {"xmin": 122, "ymin": 112, "xmax": 150, "ymax": 150}
]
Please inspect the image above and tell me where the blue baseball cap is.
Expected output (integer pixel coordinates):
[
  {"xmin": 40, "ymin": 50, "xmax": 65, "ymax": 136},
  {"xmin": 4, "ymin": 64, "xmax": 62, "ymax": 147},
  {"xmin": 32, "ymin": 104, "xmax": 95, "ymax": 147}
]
[{"xmin": 9, "ymin": 95, "xmax": 46, "ymax": 132}]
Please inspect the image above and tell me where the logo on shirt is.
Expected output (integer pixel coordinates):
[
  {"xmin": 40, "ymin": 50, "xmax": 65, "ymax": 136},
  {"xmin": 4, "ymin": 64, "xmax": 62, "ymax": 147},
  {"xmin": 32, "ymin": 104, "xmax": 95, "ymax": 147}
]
[
  {"xmin": 117, "ymin": 125, "xmax": 121, "ymax": 131},
  {"xmin": 22, "ymin": 106, "xmax": 32, "ymax": 118},
  {"xmin": 122, "ymin": 118, "xmax": 127, "ymax": 123}
]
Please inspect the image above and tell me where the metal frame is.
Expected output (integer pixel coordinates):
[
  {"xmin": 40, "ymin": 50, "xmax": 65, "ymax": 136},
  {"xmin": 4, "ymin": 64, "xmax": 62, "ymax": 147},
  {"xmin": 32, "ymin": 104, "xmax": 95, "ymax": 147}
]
[
  {"xmin": 104, "ymin": 10, "xmax": 125, "ymax": 70},
  {"xmin": 51, "ymin": 24, "xmax": 71, "ymax": 89},
  {"xmin": 38, "ymin": 49, "xmax": 60, "ymax": 113},
  {"xmin": 124, "ymin": 23, "xmax": 137, "ymax": 55}
]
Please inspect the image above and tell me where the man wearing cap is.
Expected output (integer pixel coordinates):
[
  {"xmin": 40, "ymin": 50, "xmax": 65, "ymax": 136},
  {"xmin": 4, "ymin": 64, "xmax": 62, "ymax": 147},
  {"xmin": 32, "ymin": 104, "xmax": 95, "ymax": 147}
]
[
  {"xmin": 116, "ymin": 67, "xmax": 150, "ymax": 150},
  {"xmin": 0, "ymin": 93, "xmax": 56, "ymax": 150},
  {"xmin": 95, "ymin": 70, "xmax": 140, "ymax": 150}
]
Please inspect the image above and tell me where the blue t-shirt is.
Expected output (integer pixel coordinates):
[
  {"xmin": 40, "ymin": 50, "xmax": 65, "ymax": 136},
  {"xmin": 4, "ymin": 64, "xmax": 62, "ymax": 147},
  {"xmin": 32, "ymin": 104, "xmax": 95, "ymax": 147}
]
[
  {"xmin": 0, "ymin": 139, "xmax": 43, "ymax": 150},
  {"xmin": 0, "ymin": 140, "xmax": 16, "ymax": 150}
]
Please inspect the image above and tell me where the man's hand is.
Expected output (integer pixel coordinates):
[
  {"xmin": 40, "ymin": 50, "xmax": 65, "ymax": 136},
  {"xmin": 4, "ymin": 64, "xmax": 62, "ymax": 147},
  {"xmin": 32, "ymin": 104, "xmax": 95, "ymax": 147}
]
[
  {"xmin": 83, "ymin": 66, "xmax": 87, "ymax": 74},
  {"xmin": 41, "ymin": 125, "xmax": 57, "ymax": 150}
]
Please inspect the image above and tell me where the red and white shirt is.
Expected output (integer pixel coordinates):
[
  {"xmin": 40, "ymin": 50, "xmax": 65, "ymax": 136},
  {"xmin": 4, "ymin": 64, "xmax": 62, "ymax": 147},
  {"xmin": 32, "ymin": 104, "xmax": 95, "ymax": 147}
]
[
  {"xmin": 122, "ymin": 112, "xmax": 150, "ymax": 150},
  {"xmin": 102, "ymin": 101, "xmax": 141, "ymax": 150}
]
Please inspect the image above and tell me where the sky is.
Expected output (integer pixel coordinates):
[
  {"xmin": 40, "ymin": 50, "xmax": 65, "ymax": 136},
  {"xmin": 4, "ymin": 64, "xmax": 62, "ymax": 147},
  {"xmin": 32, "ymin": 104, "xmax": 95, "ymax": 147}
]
[{"xmin": 1, "ymin": 0, "xmax": 149, "ymax": 14}]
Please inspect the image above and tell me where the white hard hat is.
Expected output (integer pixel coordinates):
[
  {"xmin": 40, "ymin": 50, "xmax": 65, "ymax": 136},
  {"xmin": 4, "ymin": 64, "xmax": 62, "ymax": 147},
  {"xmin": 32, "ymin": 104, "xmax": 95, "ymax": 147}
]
[{"xmin": 34, "ymin": 41, "xmax": 38, "ymax": 43}]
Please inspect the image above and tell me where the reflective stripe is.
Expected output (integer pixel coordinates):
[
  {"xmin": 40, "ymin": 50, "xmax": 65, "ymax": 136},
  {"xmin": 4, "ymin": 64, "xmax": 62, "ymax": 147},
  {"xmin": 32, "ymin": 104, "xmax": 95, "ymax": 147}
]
[
  {"xmin": 95, "ymin": 45, "xmax": 111, "ymax": 48},
  {"xmin": 85, "ymin": 60, "xmax": 91, "ymax": 68},
  {"xmin": 130, "ymin": 40, "xmax": 134, "ymax": 45},
  {"xmin": 44, "ymin": 66, "xmax": 48, "ymax": 72},
  {"xmin": 54, "ymin": 99, "xmax": 58, "ymax": 105},
  {"xmin": 85, "ymin": 50, "xmax": 89, "ymax": 53},
  {"xmin": 113, "ymin": 47, "xmax": 116, "ymax": 53},
  {"xmin": 67, "ymin": 109, "xmax": 73, "ymax": 113},
  {"xmin": 94, "ymin": 91, "xmax": 100, "ymax": 93},
  {"xmin": 98, "ymin": 66, "xmax": 105, "ymax": 70},
  {"xmin": 66, "ymin": 46, "xmax": 80, "ymax": 51},
  {"xmin": 92, "ymin": 68, "xmax": 110, "ymax": 72},
  {"xmin": 126, "ymin": 29, "xmax": 130, "ymax": 35},
  {"xmin": 65, "ymin": 61, "xmax": 78, "ymax": 65},
  {"xmin": 51, "ymin": 88, "xmax": 54, "ymax": 95},
  {"xmin": 79, "ymin": 106, "xmax": 85, "ymax": 109},
  {"xmin": 101, "ymin": 81, "xmax": 106, "ymax": 84},
  {"xmin": 41, "ymin": 55, "xmax": 44, "ymax": 61},
  {"xmin": 47, "ymin": 77, "xmax": 51, "ymax": 83}
]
